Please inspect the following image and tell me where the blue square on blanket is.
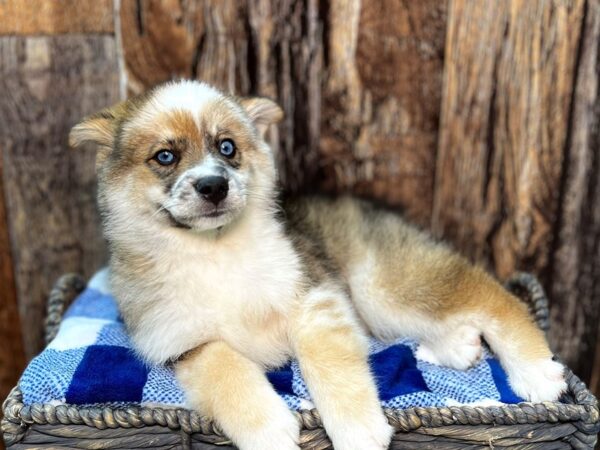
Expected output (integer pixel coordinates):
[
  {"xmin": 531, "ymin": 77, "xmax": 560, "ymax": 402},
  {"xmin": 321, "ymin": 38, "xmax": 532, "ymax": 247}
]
[
  {"xmin": 267, "ymin": 363, "xmax": 295, "ymax": 397},
  {"xmin": 370, "ymin": 344, "xmax": 429, "ymax": 400},
  {"xmin": 65, "ymin": 345, "xmax": 149, "ymax": 404},
  {"xmin": 64, "ymin": 289, "xmax": 121, "ymax": 321}
]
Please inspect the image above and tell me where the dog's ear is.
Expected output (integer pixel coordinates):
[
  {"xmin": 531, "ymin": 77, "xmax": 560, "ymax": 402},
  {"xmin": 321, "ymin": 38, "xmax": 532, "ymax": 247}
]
[
  {"xmin": 69, "ymin": 101, "xmax": 127, "ymax": 149},
  {"xmin": 239, "ymin": 97, "xmax": 283, "ymax": 138}
]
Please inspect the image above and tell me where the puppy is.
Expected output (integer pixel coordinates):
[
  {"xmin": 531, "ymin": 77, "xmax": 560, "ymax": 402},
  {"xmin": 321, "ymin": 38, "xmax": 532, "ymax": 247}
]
[{"xmin": 70, "ymin": 80, "xmax": 566, "ymax": 450}]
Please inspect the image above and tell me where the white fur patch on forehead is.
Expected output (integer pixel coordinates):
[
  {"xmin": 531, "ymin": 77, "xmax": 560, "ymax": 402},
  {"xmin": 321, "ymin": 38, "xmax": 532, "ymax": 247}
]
[
  {"xmin": 123, "ymin": 81, "xmax": 228, "ymax": 135},
  {"xmin": 152, "ymin": 80, "xmax": 224, "ymax": 114}
]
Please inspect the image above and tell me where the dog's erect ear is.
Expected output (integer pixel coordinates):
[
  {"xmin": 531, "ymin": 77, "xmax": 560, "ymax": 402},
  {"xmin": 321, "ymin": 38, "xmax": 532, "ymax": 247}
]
[
  {"xmin": 69, "ymin": 102, "xmax": 127, "ymax": 149},
  {"xmin": 239, "ymin": 97, "xmax": 283, "ymax": 138}
]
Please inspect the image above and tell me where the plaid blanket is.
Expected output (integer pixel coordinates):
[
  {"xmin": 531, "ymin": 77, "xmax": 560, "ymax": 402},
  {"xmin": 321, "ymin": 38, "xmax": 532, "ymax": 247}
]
[{"xmin": 20, "ymin": 269, "xmax": 524, "ymax": 410}]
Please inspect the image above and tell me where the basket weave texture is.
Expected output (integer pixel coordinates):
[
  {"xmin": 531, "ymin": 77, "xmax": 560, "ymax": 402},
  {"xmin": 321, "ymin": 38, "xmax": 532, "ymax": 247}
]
[{"xmin": 2, "ymin": 272, "xmax": 599, "ymax": 449}]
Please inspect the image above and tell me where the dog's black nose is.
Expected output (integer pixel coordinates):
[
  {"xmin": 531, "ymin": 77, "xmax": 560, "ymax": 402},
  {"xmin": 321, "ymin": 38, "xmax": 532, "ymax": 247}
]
[{"xmin": 194, "ymin": 176, "xmax": 229, "ymax": 205}]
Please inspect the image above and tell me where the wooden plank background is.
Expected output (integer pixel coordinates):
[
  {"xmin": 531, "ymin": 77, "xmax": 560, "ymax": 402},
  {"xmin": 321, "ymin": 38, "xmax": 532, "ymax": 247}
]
[{"xmin": 0, "ymin": 0, "xmax": 598, "ymax": 431}]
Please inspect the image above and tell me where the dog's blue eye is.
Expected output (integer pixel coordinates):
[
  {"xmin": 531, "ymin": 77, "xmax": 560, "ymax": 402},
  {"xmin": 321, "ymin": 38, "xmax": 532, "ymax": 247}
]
[
  {"xmin": 219, "ymin": 139, "xmax": 236, "ymax": 158},
  {"xmin": 155, "ymin": 150, "xmax": 176, "ymax": 165}
]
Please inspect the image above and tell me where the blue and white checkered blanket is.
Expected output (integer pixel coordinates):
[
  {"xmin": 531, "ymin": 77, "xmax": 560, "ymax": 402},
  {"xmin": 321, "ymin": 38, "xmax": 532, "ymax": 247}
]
[{"xmin": 20, "ymin": 269, "xmax": 524, "ymax": 410}]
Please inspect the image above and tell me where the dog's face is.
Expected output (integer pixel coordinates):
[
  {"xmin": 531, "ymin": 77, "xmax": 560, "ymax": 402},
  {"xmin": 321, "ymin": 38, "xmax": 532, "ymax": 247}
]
[{"xmin": 70, "ymin": 81, "xmax": 282, "ymax": 232}]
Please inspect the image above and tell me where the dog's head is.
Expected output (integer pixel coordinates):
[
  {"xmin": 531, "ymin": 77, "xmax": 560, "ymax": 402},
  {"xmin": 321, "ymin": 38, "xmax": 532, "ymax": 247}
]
[{"xmin": 70, "ymin": 81, "xmax": 282, "ymax": 233}]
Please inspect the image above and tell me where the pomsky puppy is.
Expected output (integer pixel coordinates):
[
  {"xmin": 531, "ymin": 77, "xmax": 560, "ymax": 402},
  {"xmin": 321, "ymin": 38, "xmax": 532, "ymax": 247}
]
[{"xmin": 70, "ymin": 80, "xmax": 566, "ymax": 450}]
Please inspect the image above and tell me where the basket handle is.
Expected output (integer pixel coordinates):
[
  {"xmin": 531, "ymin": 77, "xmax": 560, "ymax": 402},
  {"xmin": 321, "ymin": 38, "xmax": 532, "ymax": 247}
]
[
  {"xmin": 505, "ymin": 272, "xmax": 550, "ymax": 334},
  {"xmin": 44, "ymin": 273, "xmax": 86, "ymax": 344}
]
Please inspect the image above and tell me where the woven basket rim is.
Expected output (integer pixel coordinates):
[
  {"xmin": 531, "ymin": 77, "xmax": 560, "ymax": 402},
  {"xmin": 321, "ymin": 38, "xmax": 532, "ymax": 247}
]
[{"xmin": 2, "ymin": 272, "xmax": 599, "ymax": 448}]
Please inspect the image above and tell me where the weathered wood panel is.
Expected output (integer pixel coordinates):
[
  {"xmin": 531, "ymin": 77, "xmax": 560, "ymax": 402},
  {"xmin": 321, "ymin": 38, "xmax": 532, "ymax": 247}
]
[
  {"xmin": 548, "ymin": 0, "xmax": 600, "ymax": 390},
  {"xmin": 119, "ymin": 0, "xmax": 200, "ymax": 94},
  {"xmin": 0, "ymin": 157, "xmax": 25, "ymax": 404},
  {"xmin": 433, "ymin": 0, "xmax": 583, "ymax": 272},
  {"xmin": 320, "ymin": 0, "xmax": 447, "ymax": 225},
  {"xmin": 119, "ymin": 0, "xmax": 447, "ymax": 225},
  {"xmin": 0, "ymin": 36, "xmax": 119, "ymax": 359},
  {"xmin": 433, "ymin": 0, "xmax": 600, "ymax": 383},
  {"xmin": 0, "ymin": 0, "xmax": 114, "ymax": 35}
]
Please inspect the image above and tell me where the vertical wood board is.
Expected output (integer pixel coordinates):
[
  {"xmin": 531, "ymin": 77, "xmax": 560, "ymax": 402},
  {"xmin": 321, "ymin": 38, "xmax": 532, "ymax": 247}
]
[{"xmin": 0, "ymin": 35, "xmax": 119, "ymax": 358}]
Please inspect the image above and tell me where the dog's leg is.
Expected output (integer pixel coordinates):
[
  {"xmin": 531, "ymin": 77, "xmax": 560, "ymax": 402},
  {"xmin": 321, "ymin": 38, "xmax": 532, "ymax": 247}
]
[
  {"xmin": 176, "ymin": 341, "xmax": 299, "ymax": 450},
  {"xmin": 459, "ymin": 271, "xmax": 566, "ymax": 402},
  {"xmin": 416, "ymin": 271, "xmax": 566, "ymax": 401},
  {"xmin": 292, "ymin": 283, "xmax": 394, "ymax": 450},
  {"xmin": 351, "ymin": 243, "xmax": 567, "ymax": 402}
]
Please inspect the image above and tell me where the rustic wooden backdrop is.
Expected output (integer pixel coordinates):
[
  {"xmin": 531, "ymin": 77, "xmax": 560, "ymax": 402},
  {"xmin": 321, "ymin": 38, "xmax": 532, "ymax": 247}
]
[{"xmin": 0, "ymin": 0, "xmax": 598, "ymax": 422}]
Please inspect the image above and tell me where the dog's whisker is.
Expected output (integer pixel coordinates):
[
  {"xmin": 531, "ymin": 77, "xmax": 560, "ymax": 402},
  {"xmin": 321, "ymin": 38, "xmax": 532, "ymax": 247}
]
[{"xmin": 150, "ymin": 200, "xmax": 179, "ymax": 219}]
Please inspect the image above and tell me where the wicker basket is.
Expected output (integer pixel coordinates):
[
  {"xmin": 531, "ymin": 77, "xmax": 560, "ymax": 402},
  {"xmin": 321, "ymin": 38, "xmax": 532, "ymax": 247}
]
[{"xmin": 2, "ymin": 273, "xmax": 599, "ymax": 449}]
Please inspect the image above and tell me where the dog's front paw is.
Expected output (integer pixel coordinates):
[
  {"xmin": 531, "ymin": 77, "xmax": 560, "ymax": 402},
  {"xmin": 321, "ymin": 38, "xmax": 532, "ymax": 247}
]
[
  {"xmin": 327, "ymin": 409, "xmax": 394, "ymax": 450},
  {"xmin": 507, "ymin": 358, "xmax": 567, "ymax": 402},
  {"xmin": 233, "ymin": 406, "xmax": 300, "ymax": 450}
]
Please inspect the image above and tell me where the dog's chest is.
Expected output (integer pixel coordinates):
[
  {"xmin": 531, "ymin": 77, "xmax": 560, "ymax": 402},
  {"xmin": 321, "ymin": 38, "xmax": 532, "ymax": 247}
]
[
  {"xmin": 170, "ymin": 235, "xmax": 300, "ymax": 310},
  {"xmin": 134, "ymin": 232, "xmax": 301, "ymax": 365}
]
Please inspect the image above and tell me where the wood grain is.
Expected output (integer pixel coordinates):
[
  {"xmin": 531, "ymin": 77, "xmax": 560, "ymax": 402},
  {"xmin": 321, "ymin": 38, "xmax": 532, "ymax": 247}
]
[
  {"xmin": 120, "ymin": 0, "xmax": 200, "ymax": 94},
  {"xmin": 433, "ymin": 0, "xmax": 584, "ymax": 272},
  {"xmin": 546, "ymin": 0, "xmax": 600, "ymax": 388},
  {"xmin": 0, "ymin": 36, "xmax": 119, "ymax": 359},
  {"xmin": 320, "ymin": 0, "xmax": 447, "ymax": 225},
  {"xmin": 433, "ymin": 0, "xmax": 600, "ymax": 382},
  {"xmin": 0, "ymin": 152, "xmax": 25, "ymax": 407},
  {"xmin": 0, "ymin": 0, "xmax": 114, "ymax": 35}
]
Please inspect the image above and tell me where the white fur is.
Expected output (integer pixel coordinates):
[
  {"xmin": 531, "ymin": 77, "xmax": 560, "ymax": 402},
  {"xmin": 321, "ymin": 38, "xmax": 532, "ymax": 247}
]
[
  {"xmin": 153, "ymin": 81, "xmax": 222, "ymax": 119},
  {"xmin": 416, "ymin": 324, "xmax": 483, "ymax": 370},
  {"xmin": 172, "ymin": 156, "xmax": 224, "ymax": 184},
  {"xmin": 480, "ymin": 318, "xmax": 567, "ymax": 402},
  {"xmin": 88, "ymin": 267, "xmax": 111, "ymax": 295},
  {"xmin": 120, "ymin": 82, "xmax": 218, "ymax": 139},
  {"xmin": 501, "ymin": 358, "xmax": 566, "ymax": 402},
  {"xmin": 228, "ymin": 400, "xmax": 300, "ymax": 450},
  {"xmin": 325, "ymin": 417, "xmax": 394, "ymax": 450},
  {"xmin": 350, "ymin": 251, "xmax": 483, "ymax": 371}
]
